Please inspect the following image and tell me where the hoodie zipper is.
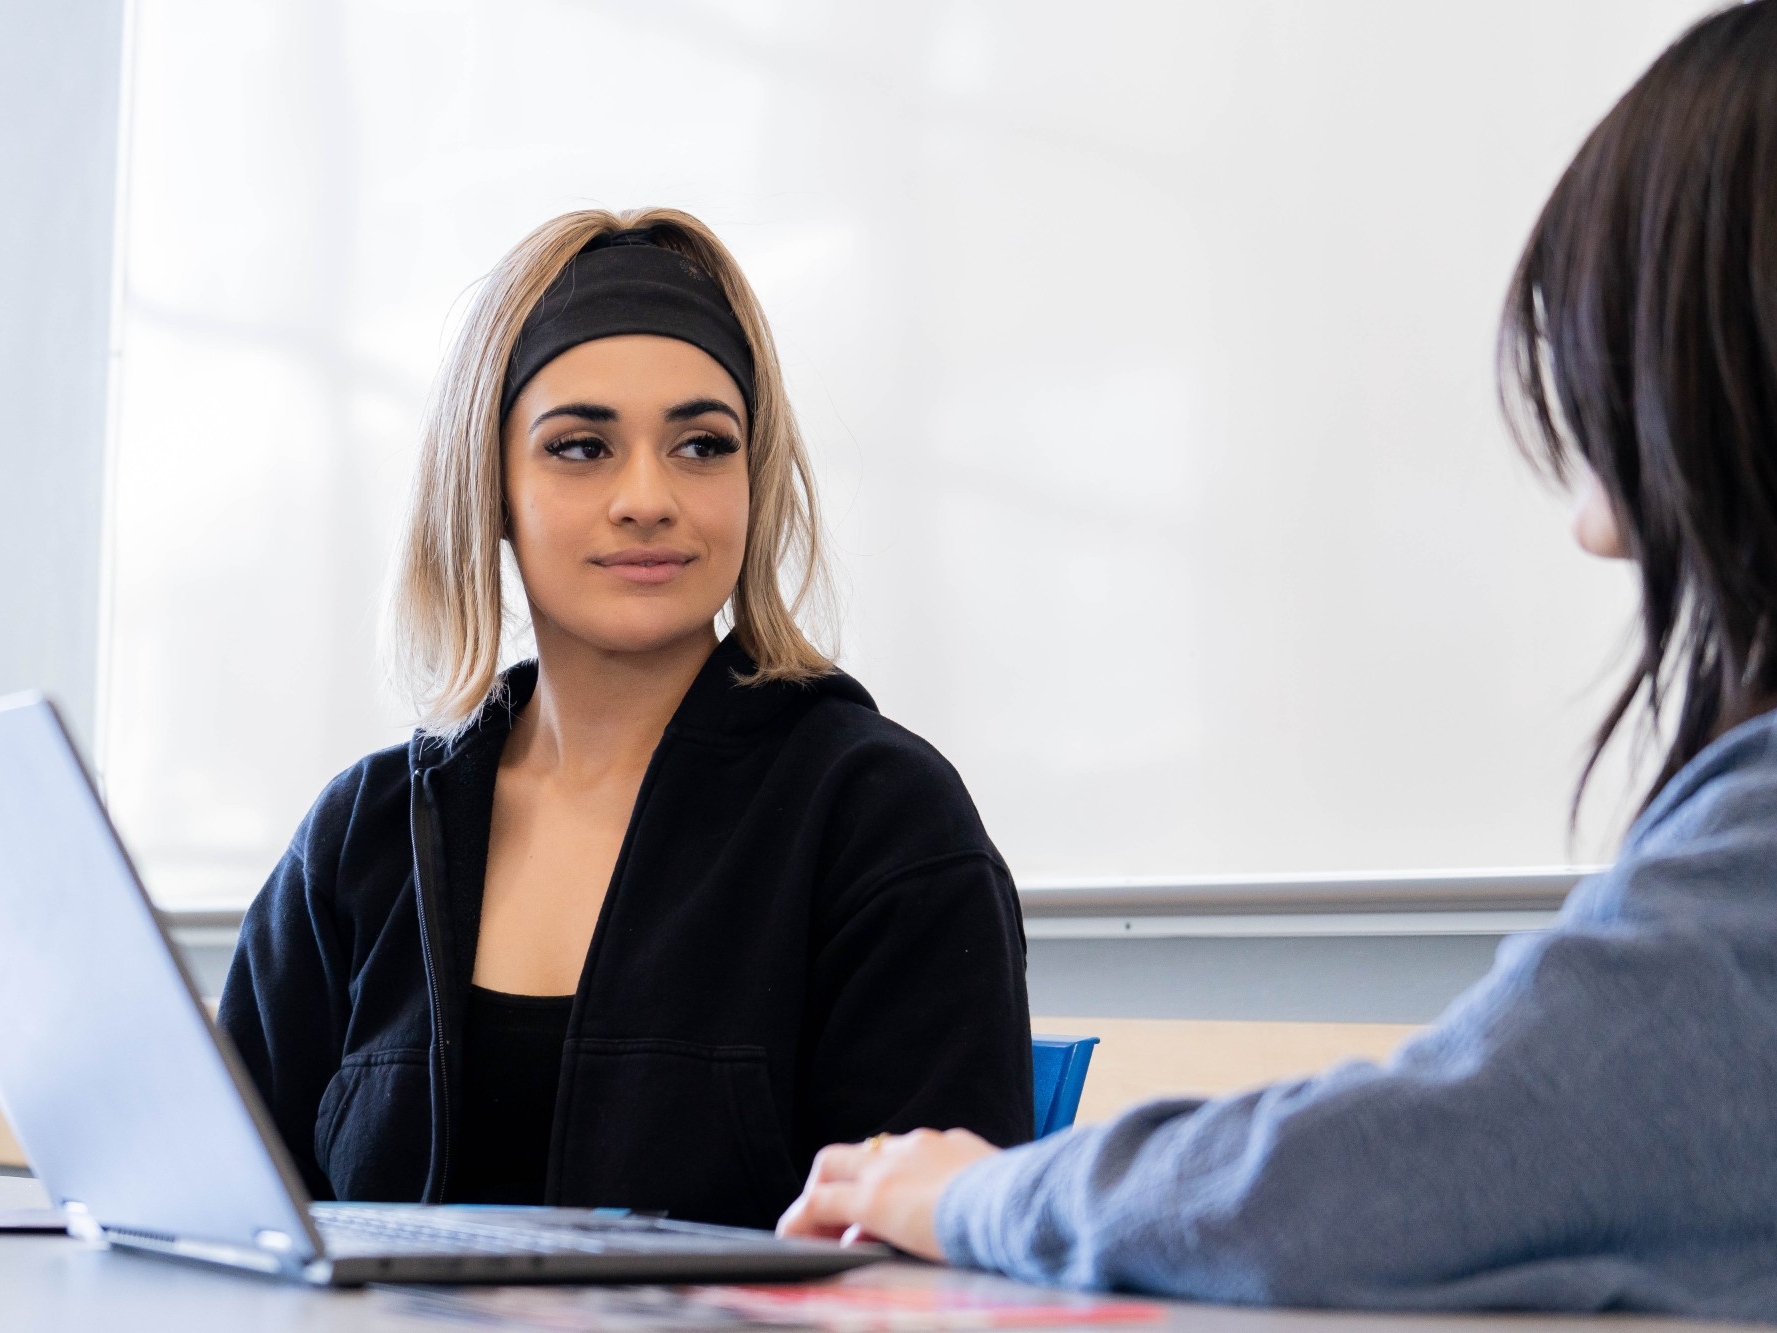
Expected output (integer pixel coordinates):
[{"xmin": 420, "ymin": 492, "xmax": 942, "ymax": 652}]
[{"xmin": 410, "ymin": 773, "xmax": 453, "ymax": 1202}]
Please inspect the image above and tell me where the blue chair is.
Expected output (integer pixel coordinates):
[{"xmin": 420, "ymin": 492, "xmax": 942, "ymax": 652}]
[{"xmin": 1031, "ymin": 1035, "xmax": 1099, "ymax": 1138}]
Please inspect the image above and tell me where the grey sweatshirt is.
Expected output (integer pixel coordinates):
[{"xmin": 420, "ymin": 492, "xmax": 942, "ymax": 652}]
[{"xmin": 937, "ymin": 711, "xmax": 1777, "ymax": 1320}]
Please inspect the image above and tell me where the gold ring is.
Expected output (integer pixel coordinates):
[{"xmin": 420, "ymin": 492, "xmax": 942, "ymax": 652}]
[{"xmin": 862, "ymin": 1134, "xmax": 891, "ymax": 1153}]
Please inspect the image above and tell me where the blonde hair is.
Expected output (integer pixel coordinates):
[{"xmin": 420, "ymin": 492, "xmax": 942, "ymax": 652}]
[{"xmin": 387, "ymin": 208, "xmax": 834, "ymax": 735}]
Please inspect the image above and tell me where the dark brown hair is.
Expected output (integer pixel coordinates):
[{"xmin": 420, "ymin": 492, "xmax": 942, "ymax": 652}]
[{"xmin": 1500, "ymin": 0, "xmax": 1777, "ymax": 814}]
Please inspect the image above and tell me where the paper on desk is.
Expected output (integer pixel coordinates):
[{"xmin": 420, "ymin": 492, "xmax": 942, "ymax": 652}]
[
  {"xmin": 389, "ymin": 1283, "xmax": 748, "ymax": 1331},
  {"xmin": 688, "ymin": 1280, "xmax": 1165, "ymax": 1329},
  {"xmin": 384, "ymin": 1276, "xmax": 1166, "ymax": 1331}
]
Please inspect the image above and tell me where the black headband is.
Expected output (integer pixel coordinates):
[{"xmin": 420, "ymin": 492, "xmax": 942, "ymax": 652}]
[{"xmin": 501, "ymin": 229, "xmax": 756, "ymax": 420}]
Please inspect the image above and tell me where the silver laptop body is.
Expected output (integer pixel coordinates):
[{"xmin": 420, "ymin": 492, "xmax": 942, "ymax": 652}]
[{"xmin": 0, "ymin": 692, "xmax": 884, "ymax": 1285}]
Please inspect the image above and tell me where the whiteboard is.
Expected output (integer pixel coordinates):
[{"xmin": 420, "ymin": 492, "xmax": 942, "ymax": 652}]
[{"xmin": 102, "ymin": 0, "xmax": 1710, "ymax": 908}]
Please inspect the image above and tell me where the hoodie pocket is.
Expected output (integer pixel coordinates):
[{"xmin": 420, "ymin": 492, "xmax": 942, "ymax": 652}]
[
  {"xmin": 552, "ymin": 1037, "xmax": 801, "ymax": 1229},
  {"xmin": 315, "ymin": 1047, "xmax": 431, "ymax": 1201}
]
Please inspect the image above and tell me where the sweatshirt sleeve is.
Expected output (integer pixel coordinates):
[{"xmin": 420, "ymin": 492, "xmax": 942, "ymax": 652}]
[
  {"xmin": 933, "ymin": 755, "xmax": 1777, "ymax": 1313},
  {"xmin": 799, "ymin": 851, "xmax": 1034, "ymax": 1158},
  {"xmin": 216, "ymin": 773, "xmax": 359, "ymax": 1202},
  {"xmin": 796, "ymin": 720, "xmax": 1034, "ymax": 1162}
]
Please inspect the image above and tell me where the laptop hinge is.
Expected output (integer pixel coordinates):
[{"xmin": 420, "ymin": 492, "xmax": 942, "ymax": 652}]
[{"xmin": 104, "ymin": 1226, "xmax": 295, "ymax": 1276}]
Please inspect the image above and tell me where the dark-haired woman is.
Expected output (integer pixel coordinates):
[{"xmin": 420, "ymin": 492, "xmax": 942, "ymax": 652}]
[{"xmin": 781, "ymin": 3, "xmax": 1777, "ymax": 1318}]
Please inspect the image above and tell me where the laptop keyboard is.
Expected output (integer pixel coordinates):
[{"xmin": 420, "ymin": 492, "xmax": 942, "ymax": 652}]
[{"xmin": 313, "ymin": 1206, "xmax": 767, "ymax": 1257}]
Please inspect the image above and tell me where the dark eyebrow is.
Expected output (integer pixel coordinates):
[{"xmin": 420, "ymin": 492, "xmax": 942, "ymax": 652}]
[
  {"xmin": 665, "ymin": 398, "xmax": 743, "ymax": 428},
  {"xmin": 531, "ymin": 403, "xmax": 617, "ymax": 431}
]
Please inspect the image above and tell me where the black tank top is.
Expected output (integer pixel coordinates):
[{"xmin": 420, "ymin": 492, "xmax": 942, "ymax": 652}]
[{"xmin": 448, "ymin": 985, "xmax": 574, "ymax": 1204}]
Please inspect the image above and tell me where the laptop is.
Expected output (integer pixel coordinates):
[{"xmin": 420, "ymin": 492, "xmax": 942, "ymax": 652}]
[{"xmin": 0, "ymin": 692, "xmax": 887, "ymax": 1285}]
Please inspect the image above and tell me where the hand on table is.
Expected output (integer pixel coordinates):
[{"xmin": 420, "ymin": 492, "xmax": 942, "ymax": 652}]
[{"xmin": 775, "ymin": 1128, "xmax": 1000, "ymax": 1261}]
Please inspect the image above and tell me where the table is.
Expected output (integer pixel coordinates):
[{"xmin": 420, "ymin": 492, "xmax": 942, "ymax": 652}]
[{"xmin": 0, "ymin": 1177, "xmax": 1751, "ymax": 1333}]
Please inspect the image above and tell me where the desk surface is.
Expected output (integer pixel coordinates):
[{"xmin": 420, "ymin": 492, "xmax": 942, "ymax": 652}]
[{"xmin": 0, "ymin": 1178, "xmax": 1751, "ymax": 1333}]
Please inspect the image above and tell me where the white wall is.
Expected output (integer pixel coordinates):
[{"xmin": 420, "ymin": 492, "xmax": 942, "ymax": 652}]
[
  {"xmin": 0, "ymin": 0, "xmax": 125, "ymax": 753},
  {"xmin": 100, "ymin": 1, "xmax": 1712, "ymax": 908}
]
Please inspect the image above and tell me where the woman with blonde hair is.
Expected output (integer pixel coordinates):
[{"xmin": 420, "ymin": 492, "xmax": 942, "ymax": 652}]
[{"xmin": 219, "ymin": 208, "xmax": 1032, "ymax": 1228}]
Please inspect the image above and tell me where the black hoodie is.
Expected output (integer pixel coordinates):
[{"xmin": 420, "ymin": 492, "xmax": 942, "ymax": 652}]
[{"xmin": 218, "ymin": 635, "xmax": 1033, "ymax": 1230}]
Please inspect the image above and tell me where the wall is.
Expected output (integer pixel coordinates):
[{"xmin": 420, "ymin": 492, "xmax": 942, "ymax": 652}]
[{"xmin": 0, "ymin": 0, "xmax": 125, "ymax": 755}]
